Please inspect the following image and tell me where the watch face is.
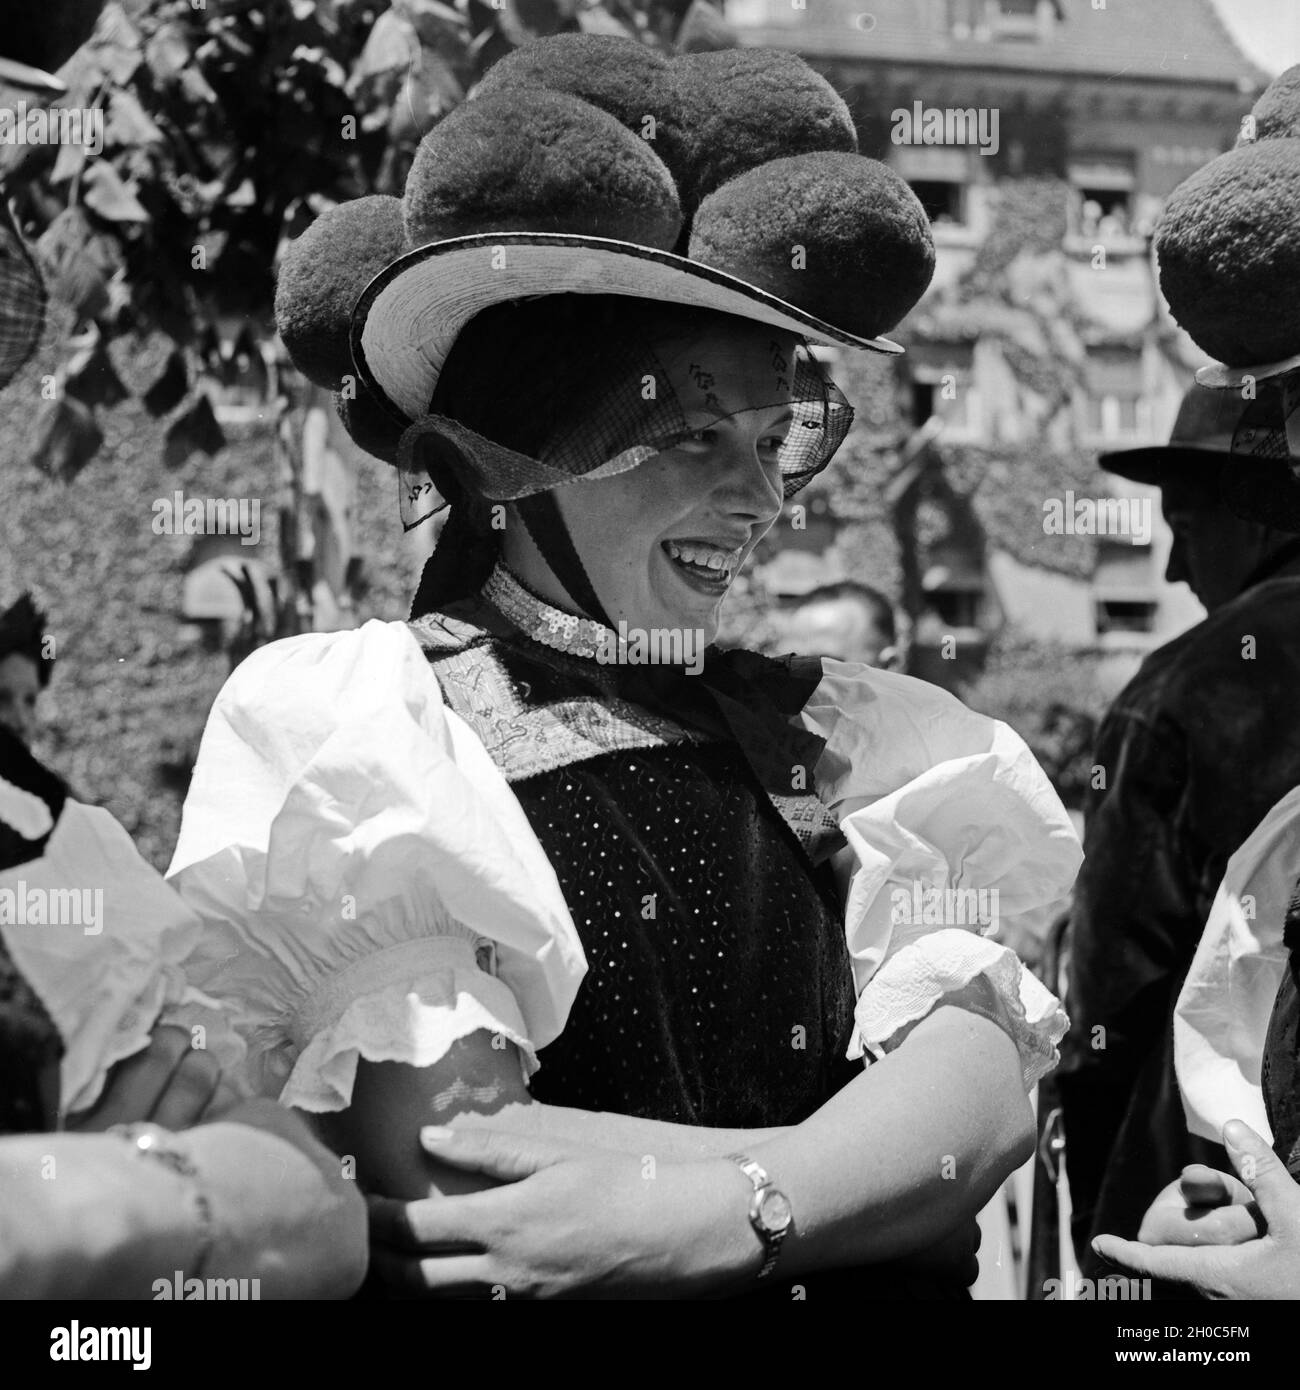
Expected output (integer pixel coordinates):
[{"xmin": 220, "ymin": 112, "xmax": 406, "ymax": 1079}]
[{"xmin": 757, "ymin": 1187, "xmax": 793, "ymax": 1233}]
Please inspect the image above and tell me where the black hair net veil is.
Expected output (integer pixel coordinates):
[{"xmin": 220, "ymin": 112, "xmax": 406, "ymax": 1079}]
[{"xmin": 405, "ymin": 294, "xmax": 854, "ymax": 621}]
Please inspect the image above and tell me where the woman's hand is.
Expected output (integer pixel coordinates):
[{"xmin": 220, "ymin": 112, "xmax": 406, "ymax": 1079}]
[
  {"xmin": 366, "ymin": 1126, "xmax": 755, "ymax": 1299},
  {"xmin": 1092, "ymin": 1121, "xmax": 1300, "ymax": 1299},
  {"xmin": 64, "ymin": 1025, "xmax": 225, "ymax": 1132},
  {"xmin": 1134, "ymin": 1164, "xmax": 1262, "ymax": 1248}
]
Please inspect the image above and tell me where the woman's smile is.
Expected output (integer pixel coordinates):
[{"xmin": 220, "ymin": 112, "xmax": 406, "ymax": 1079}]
[
  {"xmin": 502, "ymin": 320, "xmax": 794, "ymax": 644},
  {"xmin": 659, "ymin": 537, "xmax": 747, "ymax": 596}
]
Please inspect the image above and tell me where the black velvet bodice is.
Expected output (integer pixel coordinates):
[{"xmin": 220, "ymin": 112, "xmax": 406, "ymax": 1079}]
[
  {"xmin": 519, "ymin": 741, "xmax": 860, "ymax": 1127},
  {"xmin": 413, "ymin": 603, "xmax": 971, "ymax": 1299}
]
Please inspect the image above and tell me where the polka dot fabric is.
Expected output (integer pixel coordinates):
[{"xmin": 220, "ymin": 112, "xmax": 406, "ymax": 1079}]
[{"xmin": 519, "ymin": 742, "xmax": 858, "ymax": 1127}]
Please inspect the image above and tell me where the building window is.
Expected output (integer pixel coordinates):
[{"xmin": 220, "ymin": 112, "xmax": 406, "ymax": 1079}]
[
  {"xmin": 920, "ymin": 551, "xmax": 988, "ymax": 637},
  {"xmin": 909, "ymin": 179, "xmax": 967, "ymax": 226},
  {"xmin": 720, "ymin": 0, "xmax": 796, "ymax": 24},
  {"xmin": 1069, "ymin": 154, "xmax": 1137, "ymax": 241},
  {"xmin": 929, "ymin": 586, "xmax": 983, "ymax": 629},
  {"xmin": 1082, "ymin": 347, "xmax": 1146, "ymax": 443},
  {"xmin": 910, "ymin": 345, "xmax": 980, "ymax": 439},
  {"xmin": 893, "ymin": 147, "xmax": 971, "ymax": 229},
  {"xmin": 1094, "ymin": 534, "xmax": 1158, "ymax": 636},
  {"xmin": 1095, "ymin": 598, "xmax": 1156, "ymax": 635},
  {"xmin": 988, "ymin": 0, "xmax": 1052, "ymax": 40}
]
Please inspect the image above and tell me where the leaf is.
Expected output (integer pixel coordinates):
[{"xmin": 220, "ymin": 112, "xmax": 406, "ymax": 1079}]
[
  {"xmin": 142, "ymin": 348, "xmax": 189, "ymax": 417},
  {"xmin": 145, "ymin": 24, "xmax": 190, "ymax": 82},
  {"xmin": 103, "ymin": 269, "xmax": 132, "ymax": 323},
  {"xmin": 193, "ymin": 228, "xmax": 230, "ymax": 265},
  {"xmin": 178, "ymin": 65, "xmax": 220, "ymax": 106},
  {"xmin": 225, "ymin": 178, "xmax": 257, "ymax": 210},
  {"xmin": 94, "ymin": 3, "xmax": 145, "ymax": 84},
  {"xmin": 402, "ymin": 0, "xmax": 471, "ymax": 47},
  {"xmin": 35, "ymin": 206, "xmax": 111, "ymax": 319},
  {"xmin": 82, "ymin": 161, "xmax": 151, "ymax": 223},
  {"xmin": 498, "ymin": 0, "xmax": 580, "ymax": 44},
  {"xmin": 35, "ymin": 205, "xmax": 91, "ymax": 268},
  {"xmin": 163, "ymin": 394, "xmax": 225, "ymax": 468},
  {"xmin": 30, "ymin": 397, "xmax": 104, "ymax": 480},
  {"xmin": 106, "ymin": 89, "xmax": 163, "ymax": 147},
  {"xmin": 673, "ymin": 0, "xmax": 737, "ymax": 53},
  {"xmin": 413, "ymin": 46, "xmax": 464, "ymax": 112},
  {"xmin": 64, "ymin": 335, "xmax": 129, "ymax": 409},
  {"xmin": 352, "ymin": 9, "xmax": 417, "ymax": 83},
  {"xmin": 49, "ymin": 130, "xmax": 92, "ymax": 185}
]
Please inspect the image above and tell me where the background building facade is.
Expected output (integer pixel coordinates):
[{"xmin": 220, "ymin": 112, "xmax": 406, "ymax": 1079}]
[{"xmin": 733, "ymin": 0, "xmax": 1266, "ymax": 697}]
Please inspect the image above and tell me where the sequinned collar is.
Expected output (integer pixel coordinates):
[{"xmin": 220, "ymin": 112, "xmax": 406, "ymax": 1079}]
[{"xmin": 482, "ymin": 562, "xmax": 614, "ymax": 661}]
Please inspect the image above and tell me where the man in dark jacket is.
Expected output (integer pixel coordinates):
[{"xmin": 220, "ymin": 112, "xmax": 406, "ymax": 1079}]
[{"xmin": 1058, "ymin": 384, "xmax": 1300, "ymax": 1281}]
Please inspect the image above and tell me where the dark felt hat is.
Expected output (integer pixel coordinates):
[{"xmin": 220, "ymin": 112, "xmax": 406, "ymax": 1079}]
[
  {"xmin": 1099, "ymin": 385, "xmax": 1248, "ymax": 485},
  {"xmin": 274, "ymin": 35, "xmax": 936, "ymax": 463},
  {"xmin": 1151, "ymin": 65, "xmax": 1300, "ymax": 531}
]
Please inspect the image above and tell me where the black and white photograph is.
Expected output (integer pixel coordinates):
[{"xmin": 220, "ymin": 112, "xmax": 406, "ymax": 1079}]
[{"xmin": 1, "ymin": 0, "xmax": 1299, "ymax": 1362}]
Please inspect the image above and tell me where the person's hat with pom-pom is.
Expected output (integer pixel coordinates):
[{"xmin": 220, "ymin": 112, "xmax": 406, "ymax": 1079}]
[
  {"xmin": 1156, "ymin": 62, "xmax": 1300, "ymax": 388},
  {"xmin": 1154, "ymin": 63, "xmax": 1300, "ymax": 530},
  {"xmin": 274, "ymin": 34, "xmax": 935, "ymax": 471}
]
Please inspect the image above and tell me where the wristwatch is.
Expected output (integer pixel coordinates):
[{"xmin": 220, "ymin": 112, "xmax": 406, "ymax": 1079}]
[
  {"xmin": 725, "ymin": 1152, "xmax": 793, "ymax": 1280},
  {"xmin": 108, "ymin": 1122, "xmax": 215, "ymax": 1275}
]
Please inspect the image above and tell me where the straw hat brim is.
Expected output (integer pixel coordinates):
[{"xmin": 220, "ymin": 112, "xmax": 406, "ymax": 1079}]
[
  {"xmin": 350, "ymin": 231, "xmax": 903, "ymax": 425},
  {"xmin": 1196, "ymin": 348, "xmax": 1300, "ymax": 389}
]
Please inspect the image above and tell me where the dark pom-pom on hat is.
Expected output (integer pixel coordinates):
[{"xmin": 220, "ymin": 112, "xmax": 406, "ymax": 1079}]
[
  {"xmin": 403, "ymin": 88, "xmax": 682, "ymax": 251},
  {"xmin": 275, "ymin": 196, "xmax": 407, "ymax": 392},
  {"xmin": 671, "ymin": 48, "xmax": 857, "ymax": 212},
  {"xmin": 473, "ymin": 35, "xmax": 691, "ymax": 190},
  {"xmin": 282, "ymin": 35, "xmax": 937, "ymax": 469},
  {"xmin": 689, "ymin": 152, "xmax": 934, "ymax": 339},
  {"xmin": 1240, "ymin": 63, "xmax": 1300, "ymax": 143},
  {"xmin": 1156, "ymin": 139, "xmax": 1300, "ymax": 366}
]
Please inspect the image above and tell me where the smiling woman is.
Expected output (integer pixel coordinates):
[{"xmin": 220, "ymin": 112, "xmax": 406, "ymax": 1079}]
[{"xmin": 167, "ymin": 34, "xmax": 1082, "ymax": 1301}]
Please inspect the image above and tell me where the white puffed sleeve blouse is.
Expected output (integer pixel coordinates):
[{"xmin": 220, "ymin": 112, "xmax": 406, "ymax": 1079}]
[
  {"xmin": 0, "ymin": 787, "xmax": 248, "ymax": 1119},
  {"xmin": 167, "ymin": 621, "xmax": 1081, "ymax": 1111},
  {"xmin": 804, "ymin": 660, "xmax": 1080, "ymax": 1088}
]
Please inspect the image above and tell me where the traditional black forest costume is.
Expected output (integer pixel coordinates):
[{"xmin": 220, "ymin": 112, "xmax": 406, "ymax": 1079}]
[
  {"xmin": 1157, "ymin": 64, "xmax": 1300, "ymax": 1180},
  {"xmin": 169, "ymin": 36, "xmax": 1081, "ymax": 1297}
]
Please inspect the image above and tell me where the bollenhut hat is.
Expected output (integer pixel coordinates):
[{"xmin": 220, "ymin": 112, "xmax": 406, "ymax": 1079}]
[
  {"xmin": 1154, "ymin": 64, "xmax": 1300, "ymax": 529},
  {"xmin": 274, "ymin": 36, "xmax": 936, "ymax": 482}
]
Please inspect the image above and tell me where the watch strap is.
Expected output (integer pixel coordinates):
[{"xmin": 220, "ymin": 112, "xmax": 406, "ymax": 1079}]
[{"xmin": 725, "ymin": 1151, "xmax": 789, "ymax": 1281}]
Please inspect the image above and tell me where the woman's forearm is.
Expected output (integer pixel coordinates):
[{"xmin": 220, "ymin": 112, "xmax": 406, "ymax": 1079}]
[
  {"xmin": 323, "ymin": 1036, "xmax": 789, "ymax": 1199},
  {"xmin": 196, "ymin": 1099, "xmax": 368, "ymax": 1297},
  {"xmin": 488, "ymin": 1006, "xmax": 1030, "ymax": 1286},
  {"xmin": 0, "ymin": 1132, "xmax": 203, "ymax": 1299},
  {"xmin": 734, "ymin": 1005, "xmax": 1034, "ymax": 1276},
  {"xmin": 338, "ymin": 1004, "xmax": 1030, "ymax": 1280},
  {"xmin": 472, "ymin": 1100, "xmax": 788, "ymax": 1160},
  {"xmin": 0, "ymin": 1103, "xmax": 367, "ymax": 1299}
]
